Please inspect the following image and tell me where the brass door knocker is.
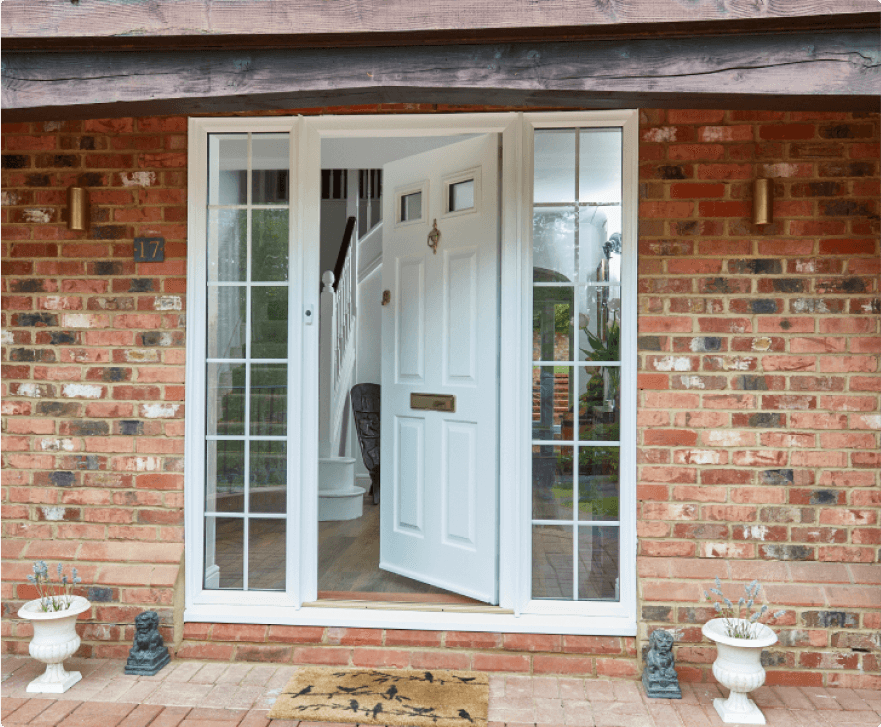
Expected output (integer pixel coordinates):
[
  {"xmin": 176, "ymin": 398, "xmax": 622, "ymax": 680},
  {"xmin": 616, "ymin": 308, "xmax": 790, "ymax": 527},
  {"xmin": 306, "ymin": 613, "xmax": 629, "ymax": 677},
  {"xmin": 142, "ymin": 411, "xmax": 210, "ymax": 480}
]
[{"xmin": 427, "ymin": 219, "xmax": 441, "ymax": 254}]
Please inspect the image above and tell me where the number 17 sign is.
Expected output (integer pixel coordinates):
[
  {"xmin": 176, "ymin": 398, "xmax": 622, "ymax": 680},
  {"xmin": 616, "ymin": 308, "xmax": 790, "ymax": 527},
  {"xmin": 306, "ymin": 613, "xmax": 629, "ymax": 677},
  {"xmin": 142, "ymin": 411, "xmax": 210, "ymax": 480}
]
[{"xmin": 133, "ymin": 237, "xmax": 165, "ymax": 263}]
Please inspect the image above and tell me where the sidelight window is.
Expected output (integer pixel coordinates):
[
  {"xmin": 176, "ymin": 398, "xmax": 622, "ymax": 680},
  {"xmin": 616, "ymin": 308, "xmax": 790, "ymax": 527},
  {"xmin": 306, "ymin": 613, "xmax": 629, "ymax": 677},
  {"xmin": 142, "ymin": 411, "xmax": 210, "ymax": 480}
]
[
  {"xmin": 530, "ymin": 126, "xmax": 631, "ymax": 605},
  {"xmin": 203, "ymin": 132, "xmax": 292, "ymax": 592}
]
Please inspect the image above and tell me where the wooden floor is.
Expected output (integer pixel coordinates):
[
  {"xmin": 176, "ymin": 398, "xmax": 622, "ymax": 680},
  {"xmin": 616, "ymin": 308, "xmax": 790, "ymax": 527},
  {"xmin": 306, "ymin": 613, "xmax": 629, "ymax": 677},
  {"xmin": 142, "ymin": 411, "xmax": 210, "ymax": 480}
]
[
  {"xmin": 209, "ymin": 495, "xmax": 481, "ymax": 603},
  {"xmin": 318, "ymin": 496, "xmax": 480, "ymax": 604}
]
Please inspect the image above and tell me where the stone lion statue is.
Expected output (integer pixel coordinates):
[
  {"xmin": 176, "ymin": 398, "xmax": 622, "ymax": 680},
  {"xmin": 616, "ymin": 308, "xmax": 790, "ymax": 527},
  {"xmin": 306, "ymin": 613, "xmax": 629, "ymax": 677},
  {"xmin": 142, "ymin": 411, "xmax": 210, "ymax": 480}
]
[
  {"xmin": 124, "ymin": 611, "xmax": 170, "ymax": 675},
  {"xmin": 642, "ymin": 628, "xmax": 681, "ymax": 698},
  {"xmin": 133, "ymin": 612, "xmax": 164, "ymax": 654}
]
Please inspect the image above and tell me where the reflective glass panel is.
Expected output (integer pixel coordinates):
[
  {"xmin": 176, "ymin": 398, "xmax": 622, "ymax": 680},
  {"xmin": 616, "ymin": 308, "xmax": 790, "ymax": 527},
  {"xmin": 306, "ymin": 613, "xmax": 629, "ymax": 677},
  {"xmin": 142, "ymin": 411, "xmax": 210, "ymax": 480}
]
[
  {"xmin": 449, "ymin": 179, "xmax": 474, "ymax": 212},
  {"xmin": 577, "ymin": 286, "xmax": 621, "ymax": 361},
  {"xmin": 400, "ymin": 191, "xmax": 422, "ymax": 222},
  {"xmin": 252, "ymin": 209, "xmax": 289, "ymax": 282},
  {"xmin": 578, "ymin": 526, "xmax": 619, "ymax": 601},
  {"xmin": 579, "ymin": 129, "xmax": 622, "ymax": 205},
  {"xmin": 532, "ymin": 524, "xmax": 573, "ymax": 599},
  {"xmin": 577, "ymin": 368, "xmax": 620, "ymax": 442},
  {"xmin": 532, "ymin": 445, "xmax": 574, "ymax": 520},
  {"xmin": 207, "ymin": 287, "xmax": 247, "ymax": 360},
  {"xmin": 249, "ymin": 519, "xmax": 286, "ymax": 590},
  {"xmin": 249, "ymin": 441, "xmax": 286, "ymax": 513},
  {"xmin": 534, "ymin": 130, "xmax": 575, "ymax": 203},
  {"xmin": 578, "ymin": 449, "xmax": 620, "ymax": 522},
  {"xmin": 533, "ymin": 289, "xmax": 574, "ymax": 362},
  {"xmin": 532, "ymin": 366, "xmax": 572, "ymax": 441},
  {"xmin": 206, "ymin": 362, "xmax": 246, "ymax": 435},
  {"xmin": 251, "ymin": 134, "xmax": 290, "ymax": 204},
  {"xmin": 251, "ymin": 287, "xmax": 288, "ymax": 359},
  {"xmin": 204, "ymin": 516, "xmax": 243, "ymax": 589},
  {"xmin": 250, "ymin": 364, "xmax": 287, "ymax": 436},
  {"xmin": 205, "ymin": 440, "xmax": 245, "ymax": 513},
  {"xmin": 579, "ymin": 208, "xmax": 621, "ymax": 276},
  {"xmin": 533, "ymin": 207, "xmax": 576, "ymax": 283},
  {"xmin": 209, "ymin": 135, "xmax": 247, "ymax": 206},
  {"xmin": 208, "ymin": 209, "xmax": 247, "ymax": 282}
]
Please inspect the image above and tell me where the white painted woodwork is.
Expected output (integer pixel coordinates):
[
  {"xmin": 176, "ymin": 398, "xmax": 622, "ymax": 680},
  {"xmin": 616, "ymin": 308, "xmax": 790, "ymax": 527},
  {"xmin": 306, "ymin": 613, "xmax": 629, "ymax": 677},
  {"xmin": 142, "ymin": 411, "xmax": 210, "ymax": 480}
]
[
  {"xmin": 318, "ymin": 271, "xmax": 335, "ymax": 459},
  {"xmin": 187, "ymin": 112, "xmax": 637, "ymax": 634},
  {"xmin": 318, "ymin": 456, "xmax": 364, "ymax": 521},
  {"xmin": 357, "ymin": 222, "xmax": 384, "ymax": 282},
  {"xmin": 521, "ymin": 111, "xmax": 639, "ymax": 618},
  {"xmin": 318, "ymin": 206, "xmax": 360, "ymax": 516},
  {"xmin": 319, "ymin": 243, "xmax": 358, "ymax": 459},
  {"xmin": 186, "ymin": 116, "xmax": 302, "ymax": 611},
  {"xmin": 380, "ymin": 134, "xmax": 500, "ymax": 604}
]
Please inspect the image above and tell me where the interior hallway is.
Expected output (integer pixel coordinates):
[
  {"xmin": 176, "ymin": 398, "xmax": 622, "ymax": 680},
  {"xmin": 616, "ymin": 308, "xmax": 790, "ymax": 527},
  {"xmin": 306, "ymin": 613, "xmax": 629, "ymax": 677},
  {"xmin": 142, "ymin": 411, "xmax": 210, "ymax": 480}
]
[
  {"xmin": 3, "ymin": 655, "xmax": 880, "ymax": 727},
  {"xmin": 318, "ymin": 495, "xmax": 481, "ymax": 604}
]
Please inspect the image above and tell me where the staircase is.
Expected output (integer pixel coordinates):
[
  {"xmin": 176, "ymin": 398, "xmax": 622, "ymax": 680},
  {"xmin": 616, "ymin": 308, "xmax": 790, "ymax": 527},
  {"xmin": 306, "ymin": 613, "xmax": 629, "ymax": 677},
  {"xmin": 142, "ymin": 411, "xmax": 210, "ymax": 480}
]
[{"xmin": 318, "ymin": 216, "xmax": 365, "ymax": 521}]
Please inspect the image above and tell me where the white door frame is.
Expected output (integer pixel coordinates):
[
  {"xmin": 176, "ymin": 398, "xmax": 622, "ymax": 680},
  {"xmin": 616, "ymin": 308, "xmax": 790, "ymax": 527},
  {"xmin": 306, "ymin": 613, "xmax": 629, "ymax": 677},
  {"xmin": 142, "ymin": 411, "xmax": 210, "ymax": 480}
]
[
  {"xmin": 298, "ymin": 114, "xmax": 522, "ymax": 613},
  {"xmin": 185, "ymin": 111, "xmax": 638, "ymax": 636}
]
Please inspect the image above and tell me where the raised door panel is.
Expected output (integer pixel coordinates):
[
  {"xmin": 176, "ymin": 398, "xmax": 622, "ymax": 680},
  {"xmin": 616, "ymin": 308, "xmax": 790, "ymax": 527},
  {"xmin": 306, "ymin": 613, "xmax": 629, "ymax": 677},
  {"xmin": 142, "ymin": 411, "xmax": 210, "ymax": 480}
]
[
  {"xmin": 396, "ymin": 258, "xmax": 425, "ymax": 383},
  {"xmin": 441, "ymin": 420, "xmax": 477, "ymax": 550},
  {"xmin": 443, "ymin": 248, "xmax": 479, "ymax": 387},
  {"xmin": 394, "ymin": 416, "xmax": 425, "ymax": 535}
]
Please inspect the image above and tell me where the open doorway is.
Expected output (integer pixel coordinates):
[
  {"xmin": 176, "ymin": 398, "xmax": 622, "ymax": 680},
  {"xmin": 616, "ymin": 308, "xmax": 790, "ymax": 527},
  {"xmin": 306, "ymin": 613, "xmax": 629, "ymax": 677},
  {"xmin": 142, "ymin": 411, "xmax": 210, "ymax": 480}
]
[{"xmin": 316, "ymin": 133, "xmax": 501, "ymax": 606}]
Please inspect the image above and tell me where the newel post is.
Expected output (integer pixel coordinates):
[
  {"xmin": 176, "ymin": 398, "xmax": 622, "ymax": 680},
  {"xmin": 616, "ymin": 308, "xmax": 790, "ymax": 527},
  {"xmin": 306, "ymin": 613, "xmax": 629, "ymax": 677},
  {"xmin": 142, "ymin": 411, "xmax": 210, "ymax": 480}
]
[{"xmin": 318, "ymin": 270, "xmax": 335, "ymax": 459}]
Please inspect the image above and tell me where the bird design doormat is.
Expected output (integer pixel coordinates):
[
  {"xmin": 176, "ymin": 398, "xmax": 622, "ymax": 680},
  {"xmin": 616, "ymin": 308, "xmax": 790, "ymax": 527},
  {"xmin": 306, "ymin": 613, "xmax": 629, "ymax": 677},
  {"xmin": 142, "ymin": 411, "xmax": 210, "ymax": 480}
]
[{"xmin": 269, "ymin": 667, "xmax": 489, "ymax": 727}]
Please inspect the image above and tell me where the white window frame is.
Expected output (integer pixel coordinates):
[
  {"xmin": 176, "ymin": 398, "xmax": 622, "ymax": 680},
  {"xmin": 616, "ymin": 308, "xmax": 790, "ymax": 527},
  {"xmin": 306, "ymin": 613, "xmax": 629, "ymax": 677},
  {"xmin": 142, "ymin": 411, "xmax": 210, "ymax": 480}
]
[
  {"xmin": 521, "ymin": 112, "xmax": 638, "ymax": 621},
  {"xmin": 394, "ymin": 182, "xmax": 429, "ymax": 226},
  {"xmin": 185, "ymin": 111, "xmax": 638, "ymax": 636}
]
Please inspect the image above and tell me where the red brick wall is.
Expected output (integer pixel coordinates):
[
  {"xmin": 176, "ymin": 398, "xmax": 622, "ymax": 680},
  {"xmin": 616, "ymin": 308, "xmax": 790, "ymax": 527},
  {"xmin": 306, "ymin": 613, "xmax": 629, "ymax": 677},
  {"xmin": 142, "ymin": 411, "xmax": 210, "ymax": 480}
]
[
  {"xmin": 1, "ymin": 117, "xmax": 189, "ymax": 655},
  {"xmin": 176, "ymin": 625, "xmax": 636, "ymax": 678},
  {"xmin": 636, "ymin": 109, "xmax": 880, "ymax": 689},
  {"xmin": 2, "ymin": 107, "xmax": 879, "ymax": 687}
]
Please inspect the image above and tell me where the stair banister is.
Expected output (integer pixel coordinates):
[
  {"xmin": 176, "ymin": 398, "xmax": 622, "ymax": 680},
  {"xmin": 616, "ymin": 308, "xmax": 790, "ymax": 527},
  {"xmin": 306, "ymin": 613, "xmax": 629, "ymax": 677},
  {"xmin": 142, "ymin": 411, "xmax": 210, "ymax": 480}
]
[{"xmin": 320, "ymin": 215, "xmax": 359, "ymax": 461}]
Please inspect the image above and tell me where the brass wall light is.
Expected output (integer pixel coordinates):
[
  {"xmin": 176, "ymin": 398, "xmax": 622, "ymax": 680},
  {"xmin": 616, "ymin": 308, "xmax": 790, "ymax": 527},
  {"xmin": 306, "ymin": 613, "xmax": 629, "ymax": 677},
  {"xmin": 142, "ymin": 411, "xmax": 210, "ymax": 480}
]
[
  {"xmin": 67, "ymin": 186, "xmax": 89, "ymax": 231},
  {"xmin": 752, "ymin": 178, "xmax": 773, "ymax": 225}
]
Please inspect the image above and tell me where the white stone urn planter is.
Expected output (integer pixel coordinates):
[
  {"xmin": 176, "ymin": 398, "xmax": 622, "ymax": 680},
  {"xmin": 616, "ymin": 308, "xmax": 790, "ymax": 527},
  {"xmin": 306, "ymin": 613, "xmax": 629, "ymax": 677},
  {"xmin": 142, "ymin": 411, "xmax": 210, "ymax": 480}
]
[
  {"xmin": 702, "ymin": 618, "xmax": 777, "ymax": 725},
  {"xmin": 17, "ymin": 595, "xmax": 91, "ymax": 693}
]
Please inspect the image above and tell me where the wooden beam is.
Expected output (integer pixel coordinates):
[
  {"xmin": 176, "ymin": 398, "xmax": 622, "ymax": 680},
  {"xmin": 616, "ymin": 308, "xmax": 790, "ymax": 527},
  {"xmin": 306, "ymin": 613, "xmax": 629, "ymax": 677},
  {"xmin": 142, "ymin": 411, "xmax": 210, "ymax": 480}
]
[
  {"xmin": 3, "ymin": 31, "xmax": 878, "ymax": 122},
  {"xmin": 4, "ymin": 13, "xmax": 879, "ymax": 52},
  {"xmin": 2, "ymin": 0, "xmax": 878, "ymax": 48}
]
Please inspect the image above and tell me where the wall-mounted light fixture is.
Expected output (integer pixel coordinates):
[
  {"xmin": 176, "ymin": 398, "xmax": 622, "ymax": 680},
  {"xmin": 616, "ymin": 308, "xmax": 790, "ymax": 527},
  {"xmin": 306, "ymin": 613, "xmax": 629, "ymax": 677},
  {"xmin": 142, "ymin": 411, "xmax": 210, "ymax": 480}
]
[
  {"xmin": 67, "ymin": 186, "xmax": 89, "ymax": 231},
  {"xmin": 752, "ymin": 178, "xmax": 773, "ymax": 225}
]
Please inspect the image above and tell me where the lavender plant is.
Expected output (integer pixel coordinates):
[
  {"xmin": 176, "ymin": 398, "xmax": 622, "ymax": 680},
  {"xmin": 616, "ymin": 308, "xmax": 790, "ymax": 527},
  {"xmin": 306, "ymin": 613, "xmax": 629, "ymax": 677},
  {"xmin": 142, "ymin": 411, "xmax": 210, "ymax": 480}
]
[
  {"xmin": 704, "ymin": 576, "xmax": 786, "ymax": 639},
  {"xmin": 27, "ymin": 561, "xmax": 82, "ymax": 612}
]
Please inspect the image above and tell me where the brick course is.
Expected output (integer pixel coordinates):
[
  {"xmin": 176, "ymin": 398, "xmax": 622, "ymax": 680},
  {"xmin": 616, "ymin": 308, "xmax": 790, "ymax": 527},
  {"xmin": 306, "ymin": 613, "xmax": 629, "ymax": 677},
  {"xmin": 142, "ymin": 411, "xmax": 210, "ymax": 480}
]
[{"xmin": 2, "ymin": 107, "xmax": 879, "ymax": 687}]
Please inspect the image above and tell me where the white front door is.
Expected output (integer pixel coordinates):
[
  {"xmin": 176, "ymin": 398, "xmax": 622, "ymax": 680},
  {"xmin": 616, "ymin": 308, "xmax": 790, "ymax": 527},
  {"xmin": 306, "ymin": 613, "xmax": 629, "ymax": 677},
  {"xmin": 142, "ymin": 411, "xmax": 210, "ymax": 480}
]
[{"xmin": 380, "ymin": 135, "xmax": 500, "ymax": 604}]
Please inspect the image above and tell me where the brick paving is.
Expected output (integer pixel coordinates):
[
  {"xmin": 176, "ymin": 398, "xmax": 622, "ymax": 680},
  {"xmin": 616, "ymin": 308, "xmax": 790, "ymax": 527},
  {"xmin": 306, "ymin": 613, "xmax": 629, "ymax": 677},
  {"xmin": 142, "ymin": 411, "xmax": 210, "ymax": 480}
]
[{"xmin": 3, "ymin": 656, "xmax": 880, "ymax": 727}]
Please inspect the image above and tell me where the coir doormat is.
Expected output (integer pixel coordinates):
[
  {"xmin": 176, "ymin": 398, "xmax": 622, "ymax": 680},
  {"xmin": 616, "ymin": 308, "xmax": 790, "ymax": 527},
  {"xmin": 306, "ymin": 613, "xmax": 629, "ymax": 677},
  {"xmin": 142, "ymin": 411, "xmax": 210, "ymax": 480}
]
[{"xmin": 269, "ymin": 667, "xmax": 489, "ymax": 727}]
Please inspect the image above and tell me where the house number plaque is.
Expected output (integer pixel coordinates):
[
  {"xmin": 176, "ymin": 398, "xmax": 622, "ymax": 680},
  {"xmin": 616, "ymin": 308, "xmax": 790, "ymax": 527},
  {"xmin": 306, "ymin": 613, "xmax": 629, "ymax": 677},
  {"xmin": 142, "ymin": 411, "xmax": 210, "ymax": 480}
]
[
  {"xmin": 133, "ymin": 236, "xmax": 165, "ymax": 262},
  {"xmin": 410, "ymin": 393, "xmax": 456, "ymax": 412}
]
